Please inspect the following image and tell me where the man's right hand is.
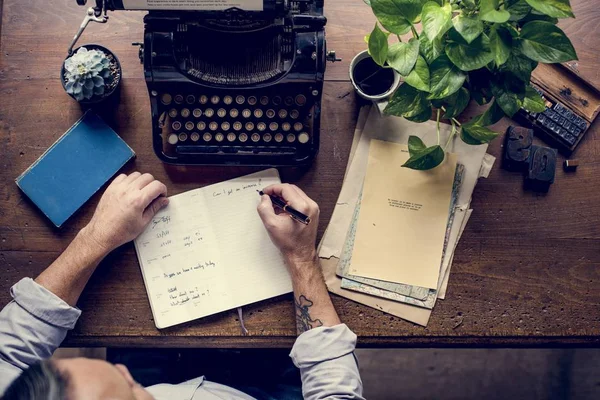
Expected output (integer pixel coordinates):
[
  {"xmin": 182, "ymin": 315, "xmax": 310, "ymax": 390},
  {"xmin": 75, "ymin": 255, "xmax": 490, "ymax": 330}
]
[{"xmin": 257, "ymin": 183, "xmax": 320, "ymax": 266}]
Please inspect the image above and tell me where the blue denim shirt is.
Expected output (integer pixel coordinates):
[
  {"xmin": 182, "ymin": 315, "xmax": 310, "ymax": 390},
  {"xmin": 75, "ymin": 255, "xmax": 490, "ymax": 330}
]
[{"xmin": 0, "ymin": 278, "xmax": 364, "ymax": 399}]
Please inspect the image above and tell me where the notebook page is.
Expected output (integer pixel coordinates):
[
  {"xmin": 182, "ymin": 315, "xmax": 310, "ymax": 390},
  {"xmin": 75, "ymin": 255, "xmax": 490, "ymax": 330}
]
[
  {"xmin": 202, "ymin": 168, "xmax": 293, "ymax": 309},
  {"xmin": 134, "ymin": 189, "xmax": 232, "ymax": 329}
]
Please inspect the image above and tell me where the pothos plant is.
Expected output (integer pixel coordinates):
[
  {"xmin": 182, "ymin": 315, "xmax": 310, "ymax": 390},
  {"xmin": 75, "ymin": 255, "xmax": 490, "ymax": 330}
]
[{"xmin": 365, "ymin": 0, "xmax": 578, "ymax": 170}]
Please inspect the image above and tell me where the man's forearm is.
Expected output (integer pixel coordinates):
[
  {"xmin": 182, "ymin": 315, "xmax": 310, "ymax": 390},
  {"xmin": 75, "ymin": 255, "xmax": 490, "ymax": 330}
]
[
  {"xmin": 286, "ymin": 252, "xmax": 341, "ymax": 334},
  {"xmin": 35, "ymin": 227, "xmax": 109, "ymax": 307}
]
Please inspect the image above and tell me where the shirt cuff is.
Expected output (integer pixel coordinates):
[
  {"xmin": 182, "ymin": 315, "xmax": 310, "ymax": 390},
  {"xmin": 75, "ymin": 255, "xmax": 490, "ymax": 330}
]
[
  {"xmin": 10, "ymin": 278, "xmax": 81, "ymax": 330},
  {"xmin": 289, "ymin": 324, "xmax": 357, "ymax": 369}
]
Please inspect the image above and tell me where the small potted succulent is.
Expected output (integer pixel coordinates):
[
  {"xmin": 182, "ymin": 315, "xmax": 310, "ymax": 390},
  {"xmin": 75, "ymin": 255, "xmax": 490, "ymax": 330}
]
[
  {"xmin": 61, "ymin": 45, "xmax": 122, "ymax": 104},
  {"xmin": 364, "ymin": 0, "xmax": 578, "ymax": 170}
]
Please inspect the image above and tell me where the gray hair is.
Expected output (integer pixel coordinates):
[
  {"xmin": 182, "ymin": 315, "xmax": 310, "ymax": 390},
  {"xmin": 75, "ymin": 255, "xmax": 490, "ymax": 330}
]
[{"xmin": 2, "ymin": 360, "xmax": 68, "ymax": 400}]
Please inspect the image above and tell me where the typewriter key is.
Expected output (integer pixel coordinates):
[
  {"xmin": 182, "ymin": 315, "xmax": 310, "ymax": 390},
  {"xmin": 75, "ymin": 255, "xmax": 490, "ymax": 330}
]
[
  {"xmin": 284, "ymin": 96, "xmax": 294, "ymax": 106},
  {"xmin": 245, "ymin": 122, "xmax": 255, "ymax": 131},
  {"xmin": 199, "ymin": 95, "xmax": 208, "ymax": 104},
  {"xmin": 204, "ymin": 108, "xmax": 215, "ymax": 118},
  {"xmin": 257, "ymin": 122, "xmax": 267, "ymax": 131},
  {"xmin": 269, "ymin": 122, "xmax": 279, "ymax": 131},
  {"xmin": 278, "ymin": 109, "xmax": 288, "ymax": 119},
  {"xmin": 193, "ymin": 109, "xmax": 202, "ymax": 118},
  {"xmin": 190, "ymin": 132, "xmax": 200, "ymax": 142},
  {"xmin": 230, "ymin": 108, "xmax": 239, "ymax": 118},
  {"xmin": 266, "ymin": 109, "xmax": 276, "ymax": 118},
  {"xmin": 242, "ymin": 109, "xmax": 252, "ymax": 118},
  {"xmin": 224, "ymin": 95, "xmax": 233, "ymax": 105},
  {"xmin": 168, "ymin": 134, "xmax": 178, "ymax": 145},
  {"xmin": 260, "ymin": 96, "xmax": 269, "ymax": 106},
  {"xmin": 203, "ymin": 133, "xmax": 212, "ymax": 142},
  {"xmin": 209, "ymin": 122, "xmax": 218, "ymax": 131},
  {"xmin": 178, "ymin": 133, "xmax": 188, "ymax": 141},
  {"xmin": 174, "ymin": 94, "xmax": 184, "ymax": 104},
  {"xmin": 293, "ymin": 122, "xmax": 303, "ymax": 131},
  {"xmin": 172, "ymin": 121, "xmax": 182, "ymax": 131},
  {"xmin": 197, "ymin": 121, "xmax": 206, "ymax": 131},
  {"xmin": 287, "ymin": 133, "xmax": 296, "ymax": 143},
  {"xmin": 217, "ymin": 108, "xmax": 227, "ymax": 118},
  {"xmin": 233, "ymin": 121, "xmax": 242, "ymax": 131},
  {"xmin": 236, "ymin": 95, "xmax": 245, "ymax": 105},
  {"xmin": 181, "ymin": 108, "xmax": 191, "ymax": 118},
  {"xmin": 290, "ymin": 110, "xmax": 300, "ymax": 119},
  {"xmin": 295, "ymin": 95, "xmax": 307, "ymax": 106},
  {"xmin": 298, "ymin": 132, "xmax": 310, "ymax": 144},
  {"xmin": 185, "ymin": 121, "xmax": 194, "ymax": 131},
  {"xmin": 227, "ymin": 132, "xmax": 236, "ymax": 142},
  {"xmin": 168, "ymin": 108, "xmax": 178, "ymax": 118},
  {"xmin": 248, "ymin": 96, "xmax": 258, "ymax": 106},
  {"xmin": 211, "ymin": 95, "xmax": 220, "ymax": 104},
  {"xmin": 254, "ymin": 109, "xmax": 264, "ymax": 118},
  {"xmin": 282, "ymin": 122, "xmax": 291, "ymax": 132},
  {"xmin": 274, "ymin": 133, "xmax": 284, "ymax": 143},
  {"xmin": 186, "ymin": 95, "xmax": 195, "ymax": 104},
  {"xmin": 221, "ymin": 122, "xmax": 231, "ymax": 131},
  {"xmin": 251, "ymin": 133, "xmax": 261, "ymax": 142},
  {"xmin": 161, "ymin": 94, "xmax": 172, "ymax": 105},
  {"xmin": 263, "ymin": 133, "xmax": 272, "ymax": 142},
  {"xmin": 215, "ymin": 133, "xmax": 225, "ymax": 142},
  {"xmin": 272, "ymin": 96, "xmax": 282, "ymax": 106},
  {"xmin": 239, "ymin": 133, "xmax": 248, "ymax": 142}
]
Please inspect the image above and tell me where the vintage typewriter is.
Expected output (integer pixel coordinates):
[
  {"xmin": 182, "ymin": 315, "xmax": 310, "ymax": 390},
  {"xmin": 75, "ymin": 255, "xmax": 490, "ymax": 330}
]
[{"xmin": 71, "ymin": 0, "xmax": 339, "ymax": 166}]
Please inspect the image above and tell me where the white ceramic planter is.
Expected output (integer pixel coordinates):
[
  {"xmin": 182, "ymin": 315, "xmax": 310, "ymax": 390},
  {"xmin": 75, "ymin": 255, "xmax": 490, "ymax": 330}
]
[{"xmin": 349, "ymin": 50, "xmax": 401, "ymax": 102}]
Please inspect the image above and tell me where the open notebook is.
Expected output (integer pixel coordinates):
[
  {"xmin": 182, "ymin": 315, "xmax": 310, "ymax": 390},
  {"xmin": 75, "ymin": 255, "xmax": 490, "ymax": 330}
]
[{"xmin": 134, "ymin": 169, "xmax": 292, "ymax": 328}]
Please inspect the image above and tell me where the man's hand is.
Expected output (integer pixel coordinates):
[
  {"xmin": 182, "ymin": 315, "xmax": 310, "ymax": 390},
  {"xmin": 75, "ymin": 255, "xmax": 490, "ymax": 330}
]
[
  {"xmin": 257, "ymin": 183, "xmax": 319, "ymax": 265},
  {"xmin": 84, "ymin": 172, "xmax": 169, "ymax": 253}
]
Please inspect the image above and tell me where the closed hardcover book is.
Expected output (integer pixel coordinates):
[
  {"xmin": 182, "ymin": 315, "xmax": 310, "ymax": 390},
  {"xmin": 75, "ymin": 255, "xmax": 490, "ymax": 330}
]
[{"xmin": 16, "ymin": 110, "xmax": 135, "ymax": 227}]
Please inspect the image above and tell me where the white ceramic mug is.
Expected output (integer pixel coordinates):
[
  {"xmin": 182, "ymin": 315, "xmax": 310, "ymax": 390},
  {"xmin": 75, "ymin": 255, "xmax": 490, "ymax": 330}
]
[{"xmin": 349, "ymin": 49, "xmax": 401, "ymax": 102}]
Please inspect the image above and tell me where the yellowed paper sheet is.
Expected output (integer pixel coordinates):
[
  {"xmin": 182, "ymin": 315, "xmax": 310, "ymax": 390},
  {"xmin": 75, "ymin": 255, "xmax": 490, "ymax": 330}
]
[{"xmin": 349, "ymin": 141, "xmax": 457, "ymax": 289}]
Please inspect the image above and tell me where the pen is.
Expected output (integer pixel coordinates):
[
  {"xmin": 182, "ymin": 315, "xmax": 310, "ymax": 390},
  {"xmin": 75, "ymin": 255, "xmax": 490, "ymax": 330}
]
[{"xmin": 258, "ymin": 190, "xmax": 311, "ymax": 225}]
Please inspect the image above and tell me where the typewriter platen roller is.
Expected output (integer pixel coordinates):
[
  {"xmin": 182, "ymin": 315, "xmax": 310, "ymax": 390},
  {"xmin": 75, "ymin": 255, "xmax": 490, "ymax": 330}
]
[{"xmin": 74, "ymin": 0, "xmax": 338, "ymax": 166}]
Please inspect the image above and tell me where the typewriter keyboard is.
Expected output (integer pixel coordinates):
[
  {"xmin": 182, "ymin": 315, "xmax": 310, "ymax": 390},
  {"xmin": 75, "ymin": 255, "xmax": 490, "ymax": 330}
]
[{"xmin": 153, "ymin": 88, "xmax": 320, "ymax": 165}]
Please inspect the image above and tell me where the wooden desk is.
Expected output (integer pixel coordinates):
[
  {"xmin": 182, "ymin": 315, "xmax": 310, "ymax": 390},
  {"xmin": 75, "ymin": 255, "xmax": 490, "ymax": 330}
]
[{"xmin": 1, "ymin": 0, "xmax": 599, "ymax": 347}]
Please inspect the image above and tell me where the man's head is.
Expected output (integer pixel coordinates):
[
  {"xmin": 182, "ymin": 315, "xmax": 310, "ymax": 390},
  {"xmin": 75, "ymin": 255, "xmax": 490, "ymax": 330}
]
[{"xmin": 3, "ymin": 358, "xmax": 154, "ymax": 400}]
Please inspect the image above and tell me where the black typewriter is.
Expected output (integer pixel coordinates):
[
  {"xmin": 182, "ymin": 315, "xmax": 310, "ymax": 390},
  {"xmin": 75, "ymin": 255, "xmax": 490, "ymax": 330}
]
[{"xmin": 71, "ymin": 0, "xmax": 339, "ymax": 166}]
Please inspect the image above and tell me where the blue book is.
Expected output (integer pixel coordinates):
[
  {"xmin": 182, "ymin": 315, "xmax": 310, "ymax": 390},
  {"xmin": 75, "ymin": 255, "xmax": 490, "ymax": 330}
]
[{"xmin": 16, "ymin": 110, "xmax": 135, "ymax": 227}]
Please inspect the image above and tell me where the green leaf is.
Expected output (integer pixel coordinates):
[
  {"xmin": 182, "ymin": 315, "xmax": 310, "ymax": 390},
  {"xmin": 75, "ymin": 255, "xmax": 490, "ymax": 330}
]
[
  {"xmin": 387, "ymin": 38, "xmax": 420, "ymax": 75},
  {"xmin": 421, "ymin": 1, "xmax": 453, "ymax": 41},
  {"xmin": 364, "ymin": 0, "xmax": 371, "ymax": 5},
  {"xmin": 480, "ymin": 0, "xmax": 511, "ymax": 23},
  {"xmin": 442, "ymin": 87, "xmax": 470, "ymax": 119},
  {"xmin": 522, "ymin": 85, "xmax": 547, "ymax": 112},
  {"xmin": 471, "ymin": 100, "xmax": 504, "ymax": 126},
  {"xmin": 404, "ymin": 106, "xmax": 433, "ymax": 122},
  {"xmin": 520, "ymin": 12, "xmax": 558, "ymax": 24},
  {"xmin": 445, "ymin": 29, "xmax": 494, "ymax": 71},
  {"xmin": 500, "ymin": 47, "xmax": 537, "ymax": 82},
  {"xmin": 506, "ymin": 0, "xmax": 532, "ymax": 21},
  {"xmin": 491, "ymin": 76, "xmax": 526, "ymax": 117},
  {"xmin": 518, "ymin": 21, "xmax": 577, "ymax": 63},
  {"xmin": 368, "ymin": 24, "xmax": 389, "ymax": 66},
  {"xmin": 371, "ymin": 0, "xmax": 415, "ymax": 34},
  {"xmin": 524, "ymin": 0, "xmax": 574, "ymax": 18},
  {"xmin": 384, "ymin": 84, "xmax": 430, "ymax": 118},
  {"xmin": 408, "ymin": 135, "xmax": 428, "ymax": 153},
  {"xmin": 402, "ymin": 145, "xmax": 445, "ymax": 170},
  {"xmin": 452, "ymin": 13, "xmax": 483, "ymax": 44},
  {"xmin": 489, "ymin": 27, "xmax": 512, "ymax": 67},
  {"xmin": 419, "ymin": 33, "xmax": 443, "ymax": 64},
  {"xmin": 460, "ymin": 124, "xmax": 499, "ymax": 145},
  {"xmin": 428, "ymin": 55, "xmax": 467, "ymax": 99},
  {"xmin": 404, "ymin": 55, "xmax": 430, "ymax": 92}
]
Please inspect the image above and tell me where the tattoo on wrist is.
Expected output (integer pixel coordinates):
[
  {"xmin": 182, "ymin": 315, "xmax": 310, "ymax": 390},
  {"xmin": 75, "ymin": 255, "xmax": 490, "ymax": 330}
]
[{"xmin": 295, "ymin": 294, "xmax": 323, "ymax": 333}]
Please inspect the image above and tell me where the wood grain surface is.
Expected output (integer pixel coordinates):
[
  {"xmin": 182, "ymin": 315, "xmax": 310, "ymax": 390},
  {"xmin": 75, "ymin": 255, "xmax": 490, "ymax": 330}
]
[{"xmin": 0, "ymin": 0, "xmax": 599, "ymax": 347}]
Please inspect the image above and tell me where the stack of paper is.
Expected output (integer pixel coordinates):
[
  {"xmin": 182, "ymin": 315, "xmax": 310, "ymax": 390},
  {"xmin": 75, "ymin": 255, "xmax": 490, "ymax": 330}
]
[{"xmin": 318, "ymin": 106, "xmax": 495, "ymax": 326}]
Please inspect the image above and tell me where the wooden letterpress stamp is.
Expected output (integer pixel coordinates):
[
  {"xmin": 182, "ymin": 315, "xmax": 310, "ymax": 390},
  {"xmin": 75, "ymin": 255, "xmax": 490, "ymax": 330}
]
[
  {"xmin": 526, "ymin": 146, "xmax": 557, "ymax": 192},
  {"xmin": 503, "ymin": 126, "xmax": 534, "ymax": 172}
]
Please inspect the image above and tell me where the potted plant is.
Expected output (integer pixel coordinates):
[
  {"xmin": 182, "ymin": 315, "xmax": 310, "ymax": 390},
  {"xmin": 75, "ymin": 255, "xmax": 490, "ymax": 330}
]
[
  {"xmin": 365, "ymin": 0, "xmax": 578, "ymax": 170},
  {"xmin": 350, "ymin": 49, "xmax": 402, "ymax": 101},
  {"xmin": 61, "ymin": 45, "xmax": 122, "ymax": 104}
]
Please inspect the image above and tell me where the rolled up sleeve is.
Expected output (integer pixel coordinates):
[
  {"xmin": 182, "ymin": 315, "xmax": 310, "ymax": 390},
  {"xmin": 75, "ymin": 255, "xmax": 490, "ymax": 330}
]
[
  {"xmin": 290, "ymin": 324, "xmax": 364, "ymax": 400},
  {"xmin": 0, "ymin": 278, "xmax": 81, "ymax": 393}
]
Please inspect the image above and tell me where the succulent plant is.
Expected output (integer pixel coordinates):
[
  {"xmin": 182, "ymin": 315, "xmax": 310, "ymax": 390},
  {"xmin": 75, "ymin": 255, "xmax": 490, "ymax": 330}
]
[{"xmin": 63, "ymin": 47, "xmax": 112, "ymax": 101}]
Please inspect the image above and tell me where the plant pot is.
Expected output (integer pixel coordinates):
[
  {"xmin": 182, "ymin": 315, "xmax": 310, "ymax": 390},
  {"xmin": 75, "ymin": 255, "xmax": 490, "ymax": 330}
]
[
  {"xmin": 349, "ymin": 50, "xmax": 401, "ymax": 102},
  {"xmin": 61, "ymin": 44, "xmax": 122, "ymax": 105}
]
